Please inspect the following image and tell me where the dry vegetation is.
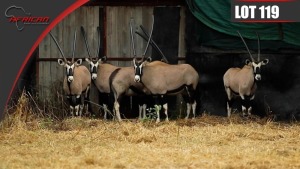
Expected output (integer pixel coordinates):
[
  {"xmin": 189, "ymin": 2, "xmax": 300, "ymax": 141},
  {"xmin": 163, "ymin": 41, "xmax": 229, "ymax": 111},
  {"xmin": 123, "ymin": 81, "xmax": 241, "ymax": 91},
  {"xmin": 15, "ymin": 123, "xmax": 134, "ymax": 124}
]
[{"xmin": 1, "ymin": 92, "xmax": 300, "ymax": 169}]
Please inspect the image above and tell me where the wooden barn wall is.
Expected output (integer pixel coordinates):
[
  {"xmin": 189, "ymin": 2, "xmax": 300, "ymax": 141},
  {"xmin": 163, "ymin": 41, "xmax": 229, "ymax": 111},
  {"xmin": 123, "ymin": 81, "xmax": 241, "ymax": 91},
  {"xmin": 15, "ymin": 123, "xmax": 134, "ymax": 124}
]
[
  {"xmin": 106, "ymin": 6, "xmax": 153, "ymax": 66},
  {"xmin": 38, "ymin": 6, "xmax": 100, "ymax": 109}
]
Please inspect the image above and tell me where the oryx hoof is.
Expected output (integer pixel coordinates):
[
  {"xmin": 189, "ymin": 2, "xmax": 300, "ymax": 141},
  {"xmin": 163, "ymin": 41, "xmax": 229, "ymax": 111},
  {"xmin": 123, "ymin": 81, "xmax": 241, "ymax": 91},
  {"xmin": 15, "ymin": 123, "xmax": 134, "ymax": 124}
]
[
  {"xmin": 165, "ymin": 118, "xmax": 169, "ymax": 122},
  {"xmin": 156, "ymin": 118, "xmax": 161, "ymax": 123}
]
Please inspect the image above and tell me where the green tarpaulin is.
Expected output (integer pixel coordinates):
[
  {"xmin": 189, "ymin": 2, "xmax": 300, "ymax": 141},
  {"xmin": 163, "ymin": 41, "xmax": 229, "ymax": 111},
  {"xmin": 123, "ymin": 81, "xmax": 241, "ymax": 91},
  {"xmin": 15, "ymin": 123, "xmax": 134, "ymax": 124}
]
[{"xmin": 186, "ymin": 0, "xmax": 300, "ymax": 50}]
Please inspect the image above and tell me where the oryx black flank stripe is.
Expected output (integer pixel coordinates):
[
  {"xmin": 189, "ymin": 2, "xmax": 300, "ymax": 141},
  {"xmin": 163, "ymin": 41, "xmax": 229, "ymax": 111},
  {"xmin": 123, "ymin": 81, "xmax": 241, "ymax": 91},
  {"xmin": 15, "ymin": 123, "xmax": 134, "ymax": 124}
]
[
  {"xmin": 229, "ymin": 86, "xmax": 255, "ymax": 97},
  {"xmin": 109, "ymin": 68, "xmax": 121, "ymax": 93},
  {"xmin": 129, "ymin": 86, "xmax": 146, "ymax": 95},
  {"xmin": 229, "ymin": 87, "xmax": 239, "ymax": 96},
  {"xmin": 166, "ymin": 85, "xmax": 186, "ymax": 94}
]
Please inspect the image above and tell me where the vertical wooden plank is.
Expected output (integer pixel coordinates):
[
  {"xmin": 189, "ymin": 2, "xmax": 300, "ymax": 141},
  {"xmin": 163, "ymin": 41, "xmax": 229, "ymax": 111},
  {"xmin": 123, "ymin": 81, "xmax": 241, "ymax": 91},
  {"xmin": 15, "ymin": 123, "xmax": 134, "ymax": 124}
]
[
  {"xmin": 38, "ymin": 33, "xmax": 50, "ymax": 100},
  {"xmin": 51, "ymin": 20, "xmax": 64, "ymax": 102},
  {"xmin": 106, "ymin": 7, "xmax": 117, "ymax": 66},
  {"xmin": 76, "ymin": 7, "xmax": 86, "ymax": 59},
  {"xmin": 105, "ymin": 6, "xmax": 154, "ymax": 67}
]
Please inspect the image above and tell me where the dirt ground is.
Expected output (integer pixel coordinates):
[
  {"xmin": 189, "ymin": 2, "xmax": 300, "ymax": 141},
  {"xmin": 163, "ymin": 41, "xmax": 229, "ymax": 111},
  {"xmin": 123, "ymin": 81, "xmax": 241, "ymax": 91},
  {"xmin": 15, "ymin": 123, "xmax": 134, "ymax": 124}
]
[{"xmin": 0, "ymin": 114, "xmax": 300, "ymax": 169}]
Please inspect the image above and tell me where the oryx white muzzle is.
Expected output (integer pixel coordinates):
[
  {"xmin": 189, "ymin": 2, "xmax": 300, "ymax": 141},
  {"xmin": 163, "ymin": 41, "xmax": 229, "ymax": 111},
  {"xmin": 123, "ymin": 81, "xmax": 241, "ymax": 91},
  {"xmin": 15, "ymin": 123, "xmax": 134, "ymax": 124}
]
[
  {"xmin": 134, "ymin": 75, "xmax": 140, "ymax": 82},
  {"xmin": 92, "ymin": 73, "xmax": 97, "ymax": 80}
]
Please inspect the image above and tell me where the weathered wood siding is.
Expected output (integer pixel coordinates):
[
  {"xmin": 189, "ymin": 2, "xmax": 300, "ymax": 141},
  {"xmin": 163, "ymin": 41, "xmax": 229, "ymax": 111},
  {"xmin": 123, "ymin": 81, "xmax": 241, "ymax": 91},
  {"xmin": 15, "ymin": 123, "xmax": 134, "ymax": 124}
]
[{"xmin": 106, "ymin": 6, "xmax": 154, "ymax": 66}]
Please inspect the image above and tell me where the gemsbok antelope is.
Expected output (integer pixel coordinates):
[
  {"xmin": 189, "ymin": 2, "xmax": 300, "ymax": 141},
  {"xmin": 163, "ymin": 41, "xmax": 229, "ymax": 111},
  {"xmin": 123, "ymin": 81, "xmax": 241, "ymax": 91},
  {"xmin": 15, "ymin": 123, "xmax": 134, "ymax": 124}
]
[
  {"xmin": 49, "ymin": 30, "xmax": 91, "ymax": 116},
  {"xmin": 132, "ymin": 17, "xmax": 199, "ymax": 122},
  {"xmin": 108, "ymin": 17, "xmax": 158, "ymax": 121},
  {"xmin": 223, "ymin": 31, "xmax": 269, "ymax": 117},
  {"xmin": 80, "ymin": 26, "xmax": 116, "ymax": 119}
]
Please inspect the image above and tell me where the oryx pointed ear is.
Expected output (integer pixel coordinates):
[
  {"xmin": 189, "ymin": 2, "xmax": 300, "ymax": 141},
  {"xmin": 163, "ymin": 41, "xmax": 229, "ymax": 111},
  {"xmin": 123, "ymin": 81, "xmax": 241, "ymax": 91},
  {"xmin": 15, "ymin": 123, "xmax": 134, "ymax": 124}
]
[
  {"xmin": 75, "ymin": 59, "xmax": 83, "ymax": 66},
  {"xmin": 98, "ymin": 56, "xmax": 106, "ymax": 63},
  {"xmin": 85, "ymin": 58, "xmax": 91, "ymax": 63},
  {"xmin": 245, "ymin": 59, "xmax": 251, "ymax": 65},
  {"xmin": 261, "ymin": 59, "xmax": 269, "ymax": 65},
  {"xmin": 146, "ymin": 57, "xmax": 152, "ymax": 62},
  {"xmin": 58, "ymin": 59, "xmax": 65, "ymax": 66}
]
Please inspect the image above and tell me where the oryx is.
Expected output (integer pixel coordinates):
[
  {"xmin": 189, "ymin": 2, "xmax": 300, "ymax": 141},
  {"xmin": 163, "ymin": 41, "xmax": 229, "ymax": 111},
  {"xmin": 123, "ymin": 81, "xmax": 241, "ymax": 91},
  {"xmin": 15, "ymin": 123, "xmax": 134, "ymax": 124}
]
[
  {"xmin": 223, "ymin": 31, "xmax": 269, "ymax": 117},
  {"xmin": 49, "ymin": 30, "xmax": 91, "ymax": 116},
  {"xmin": 132, "ymin": 16, "xmax": 200, "ymax": 122},
  {"xmin": 108, "ymin": 17, "xmax": 158, "ymax": 121},
  {"xmin": 81, "ymin": 26, "xmax": 118, "ymax": 119},
  {"xmin": 133, "ymin": 59, "xmax": 199, "ymax": 122}
]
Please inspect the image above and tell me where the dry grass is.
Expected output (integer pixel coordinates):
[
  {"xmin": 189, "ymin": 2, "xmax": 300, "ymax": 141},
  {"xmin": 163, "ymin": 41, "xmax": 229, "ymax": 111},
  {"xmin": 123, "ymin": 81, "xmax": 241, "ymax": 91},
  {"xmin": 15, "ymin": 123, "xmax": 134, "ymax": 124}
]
[{"xmin": 1, "ymin": 93, "xmax": 300, "ymax": 168}]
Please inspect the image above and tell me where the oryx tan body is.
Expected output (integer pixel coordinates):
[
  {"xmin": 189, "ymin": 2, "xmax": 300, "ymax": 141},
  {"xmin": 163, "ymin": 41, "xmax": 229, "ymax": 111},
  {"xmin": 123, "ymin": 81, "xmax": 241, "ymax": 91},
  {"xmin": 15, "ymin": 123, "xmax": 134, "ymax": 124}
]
[
  {"xmin": 134, "ymin": 60, "xmax": 199, "ymax": 121},
  {"xmin": 142, "ymin": 61, "xmax": 198, "ymax": 95},
  {"xmin": 223, "ymin": 64, "xmax": 257, "ymax": 98},
  {"xmin": 93, "ymin": 62, "xmax": 119, "ymax": 93},
  {"xmin": 63, "ymin": 65, "xmax": 91, "ymax": 95}
]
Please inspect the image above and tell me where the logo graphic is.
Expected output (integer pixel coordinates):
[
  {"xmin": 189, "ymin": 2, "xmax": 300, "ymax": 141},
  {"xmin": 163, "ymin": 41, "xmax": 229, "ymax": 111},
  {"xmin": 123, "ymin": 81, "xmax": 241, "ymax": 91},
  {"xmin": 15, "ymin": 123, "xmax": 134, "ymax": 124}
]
[{"xmin": 5, "ymin": 5, "xmax": 50, "ymax": 31}]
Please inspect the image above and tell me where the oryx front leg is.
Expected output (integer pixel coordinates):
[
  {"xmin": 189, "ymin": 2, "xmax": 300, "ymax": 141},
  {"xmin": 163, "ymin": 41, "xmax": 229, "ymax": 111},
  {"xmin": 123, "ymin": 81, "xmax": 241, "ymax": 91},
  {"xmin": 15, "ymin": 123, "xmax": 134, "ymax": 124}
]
[
  {"xmin": 185, "ymin": 103, "xmax": 191, "ymax": 120},
  {"xmin": 139, "ymin": 104, "xmax": 147, "ymax": 120},
  {"xmin": 114, "ymin": 101, "xmax": 122, "ymax": 122},
  {"xmin": 154, "ymin": 104, "xmax": 161, "ymax": 123},
  {"xmin": 75, "ymin": 105, "xmax": 80, "ymax": 116},
  {"xmin": 138, "ymin": 104, "xmax": 143, "ymax": 120},
  {"xmin": 248, "ymin": 95, "xmax": 255, "ymax": 116},
  {"xmin": 103, "ymin": 104, "xmax": 108, "ymax": 120},
  {"xmin": 163, "ymin": 103, "xmax": 169, "ymax": 122},
  {"xmin": 79, "ymin": 104, "xmax": 84, "ymax": 116},
  {"xmin": 225, "ymin": 87, "xmax": 233, "ymax": 117},
  {"xmin": 142, "ymin": 104, "xmax": 147, "ymax": 119},
  {"xmin": 241, "ymin": 95, "xmax": 247, "ymax": 117},
  {"xmin": 84, "ymin": 85, "xmax": 90, "ymax": 115},
  {"xmin": 192, "ymin": 101, "xmax": 197, "ymax": 119},
  {"xmin": 70, "ymin": 106, "xmax": 74, "ymax": 116}
]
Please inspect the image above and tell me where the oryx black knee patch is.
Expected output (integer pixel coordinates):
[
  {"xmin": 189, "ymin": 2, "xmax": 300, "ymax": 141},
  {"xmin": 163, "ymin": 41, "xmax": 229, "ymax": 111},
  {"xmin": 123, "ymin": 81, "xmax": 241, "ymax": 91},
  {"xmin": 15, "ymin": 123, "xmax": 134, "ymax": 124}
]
[
  {"xmin": 241, "ymin": 99, "xmax": 250, "ymax": 109},
  {"xmin": 68, "ymin": 95, "xmax": 81, "ymax": 106}
]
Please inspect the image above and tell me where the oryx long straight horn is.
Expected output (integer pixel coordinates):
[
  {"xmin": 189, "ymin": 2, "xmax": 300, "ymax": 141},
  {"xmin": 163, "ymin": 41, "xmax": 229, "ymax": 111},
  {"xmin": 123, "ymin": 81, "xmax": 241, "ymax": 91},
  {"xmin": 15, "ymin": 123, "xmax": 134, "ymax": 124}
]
[
  {"xmin": 80, "ymin": 26, "xmax": 91, "ymax": 58},
  {"xmin": 72, "ymin": 29, "xmax": 77, "ymax": 62},
  {"xmin": 256, "ymin": 31, "xmax": 260, "ymax": 61},
  {"xmin": 136, "ymin": 29, "xmax": 168, "ymax": 63},
  {"xmin": 49, "ymin": 32, "xmax": 67, "ymax": 62},
  {"xmin": 97, "ymin": 26, "xmax": 101, "ymax": 58},
  {"xmin": 237, "ymin": 31, "xmax": 254, "ymax": 61},
  {"xmin": 142, "ymin": 15, "xmax": 154, "ymax": 59}
]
